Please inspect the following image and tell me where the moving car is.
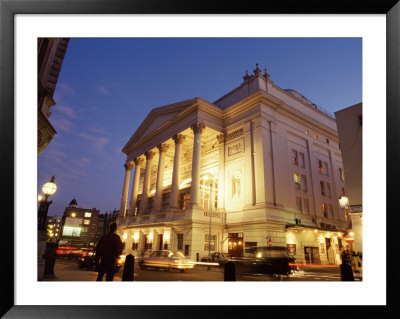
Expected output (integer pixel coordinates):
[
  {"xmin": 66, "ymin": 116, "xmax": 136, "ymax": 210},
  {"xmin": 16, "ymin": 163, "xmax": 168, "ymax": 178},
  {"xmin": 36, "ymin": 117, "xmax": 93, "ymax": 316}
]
[
  {"xmin": 138, "ymin": 250, "xmax": 195, "ymax": 272},
  {"xmin": 233, "ymin": 246, "xmax": 296, "ymax": 276},
  {"xmin": 78, "ymin": 251, "xmax": 123, "ymax": 273},
  {"xmin": 201, "ymin": 252, "xmax": 230, "ymax": 266}
]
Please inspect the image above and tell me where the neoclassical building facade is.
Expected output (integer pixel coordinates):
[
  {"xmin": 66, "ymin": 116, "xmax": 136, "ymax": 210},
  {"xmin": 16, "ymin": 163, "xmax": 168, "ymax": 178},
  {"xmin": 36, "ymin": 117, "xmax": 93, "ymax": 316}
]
[{"xmin": 117, "ymin": 64, "xmax": 348, "ymax": 264}]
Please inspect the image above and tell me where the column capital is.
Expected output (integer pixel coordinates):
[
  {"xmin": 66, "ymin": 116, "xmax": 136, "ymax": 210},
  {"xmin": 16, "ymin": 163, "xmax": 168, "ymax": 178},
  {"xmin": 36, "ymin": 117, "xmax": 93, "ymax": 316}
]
[
  {"xmin": 124, "ymin": 161, "xmax": 134, "ymax": 171},
  {"xmin": 173, "ymin": 133, "xmax": 186, "ymax": 144},
  {"xmin": 216, "ymin": 133, "xmax": 226, "ymax": 144},
  {"xmin": 191, "ymin": 123, "xmax": 206, "ymax": 134},
  {"xmin": 157, "ymin": 143, "xmax": 169, "ymax": 153},
  {"xmin": 134, "ymin": 157, "xmax": 144, "ymax": 166},
  {"xmin": 145, "ymin": 150, "xmax": 155, "ymax": 160}
]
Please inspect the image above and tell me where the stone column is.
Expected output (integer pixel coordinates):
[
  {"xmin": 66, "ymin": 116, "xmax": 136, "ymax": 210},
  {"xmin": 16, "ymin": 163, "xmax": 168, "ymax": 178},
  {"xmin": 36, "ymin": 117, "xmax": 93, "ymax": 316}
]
[
  {"xmin": 140, "ymin": 151, "xmax": 155, "ymax": 213},
  {"xmin": 190, "ymin": 123, "xmax": 205, "ymax": 207},
  {"xmin": 170, "ymin": 134, "xmax": 186, "ymax": 209},
  {"xmin": 120, "ymin": 161, "xmax": 134, "ymax": 218},
  {"xmin": 153, "ymin": 143, "xmax": 169, "ymax": 212},
  {"xmin": 217, "ymin": 133, "xmax": 225, "ymax": 209},
  {"xmin": 129, "ymin": 157, "xmax": 144, "ymax": 216}
]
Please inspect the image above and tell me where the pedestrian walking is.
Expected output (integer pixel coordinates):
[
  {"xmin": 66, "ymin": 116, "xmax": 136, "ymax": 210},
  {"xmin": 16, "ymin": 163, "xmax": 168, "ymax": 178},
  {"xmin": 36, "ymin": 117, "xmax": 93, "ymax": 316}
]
[{"xmin": 96, "ymin": 222, "xmax": 123, "ymax": 281}]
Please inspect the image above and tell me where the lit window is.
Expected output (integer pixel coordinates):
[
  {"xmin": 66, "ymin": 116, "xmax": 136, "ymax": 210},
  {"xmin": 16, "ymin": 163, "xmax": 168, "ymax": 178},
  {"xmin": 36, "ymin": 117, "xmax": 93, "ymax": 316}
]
[
  {"xmin": 204, "ymin": 235, "xmax": 216, "ymax": 251},
  {"xmin": 294, "ymin": 173, "xmax": 301, "ymax": 189},
  {"xmin": 313, "ymin": 133, "xmax": 318, "ymax": 139},
  {"xmin": 84, "ymin": 220, "xmax": 90, "ymax": 225},
  {"xmin": 305, "ymin": 129, "xmax": 309, "ymax": 135},
  {"xmin": 84, "ymin": 212, "xmax": 92, "ymax": 218}
]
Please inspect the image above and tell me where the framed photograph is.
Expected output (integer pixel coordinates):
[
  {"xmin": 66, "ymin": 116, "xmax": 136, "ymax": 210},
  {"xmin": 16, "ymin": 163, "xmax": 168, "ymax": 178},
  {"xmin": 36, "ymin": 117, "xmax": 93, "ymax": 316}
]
[{"xmin": 1, "ymin": 0, "xmax": 398, "ymax": 317}]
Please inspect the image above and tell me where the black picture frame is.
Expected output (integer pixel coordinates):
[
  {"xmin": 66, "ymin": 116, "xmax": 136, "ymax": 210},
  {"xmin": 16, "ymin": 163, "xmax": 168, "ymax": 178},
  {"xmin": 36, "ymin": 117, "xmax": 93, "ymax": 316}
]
[{"xmin": 1, "ymin": 0, "xmax": 398, "ymax": 317}]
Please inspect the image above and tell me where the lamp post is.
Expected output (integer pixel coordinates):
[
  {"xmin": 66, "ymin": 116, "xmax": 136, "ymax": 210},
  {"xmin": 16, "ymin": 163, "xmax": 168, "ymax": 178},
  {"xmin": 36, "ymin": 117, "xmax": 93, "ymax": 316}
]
[
  {"xmin": 38, "ymin": 176, "xmax": 57, "ymax": 233},
  {"xmin": 338, "ymin": 196, "xmax": 349, "ymax": 218},
  {"xmin": 38, "ymin": 176, "xmax": 58, "ymax": 279},
  {"xmin": 339, "ymin": 196, "xmax": 353, "ymax": 251}
]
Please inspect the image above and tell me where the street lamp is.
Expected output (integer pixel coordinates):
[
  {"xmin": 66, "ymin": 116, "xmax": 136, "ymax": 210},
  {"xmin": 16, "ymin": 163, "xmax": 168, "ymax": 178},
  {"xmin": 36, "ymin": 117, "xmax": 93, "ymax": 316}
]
[
  {"xmin": 38, "ymin": 176, "xmax": 57, "ymax": 232},
  {"xmin": 38, "ymin": 176, "xmax": 58, "ymax": 279},
  {"xmin": 338, "ymin": 196, "xmax": 349, "ymax": 221}
]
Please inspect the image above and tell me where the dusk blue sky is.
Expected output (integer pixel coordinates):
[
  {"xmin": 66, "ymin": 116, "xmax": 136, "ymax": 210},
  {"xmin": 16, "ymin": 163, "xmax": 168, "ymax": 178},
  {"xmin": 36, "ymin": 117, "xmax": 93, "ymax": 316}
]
[{"xmin": 38, "ymin": 38, "xmax": 362, "ymax": 217}]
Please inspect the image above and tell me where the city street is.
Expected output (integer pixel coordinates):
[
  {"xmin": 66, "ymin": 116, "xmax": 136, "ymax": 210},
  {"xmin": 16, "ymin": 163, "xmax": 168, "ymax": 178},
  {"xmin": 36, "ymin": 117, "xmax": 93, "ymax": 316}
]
[{"xmin": 45, "ymin": 258, "xmax": 361, "ymax": 282}]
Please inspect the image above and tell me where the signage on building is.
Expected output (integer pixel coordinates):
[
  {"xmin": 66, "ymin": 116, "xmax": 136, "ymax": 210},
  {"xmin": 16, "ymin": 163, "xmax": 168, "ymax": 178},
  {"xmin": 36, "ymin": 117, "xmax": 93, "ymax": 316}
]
[
  {"xmin": 62, "ymin": 226, "xmax": 82, "ymax": 237},
  {"xmin": 345, "ymin": 234, "xmax": 354, "ymax": 244},
  {"xmin": 65, "ymin": 217, "xmax": 83, "ymax": 226},
  {"xmin": 320, "ymin": 222, "xmax": 336, "ymax": 230},
  {"xmin": 350, "ymin": 205, "xmax": 362, "ymax": 213}
]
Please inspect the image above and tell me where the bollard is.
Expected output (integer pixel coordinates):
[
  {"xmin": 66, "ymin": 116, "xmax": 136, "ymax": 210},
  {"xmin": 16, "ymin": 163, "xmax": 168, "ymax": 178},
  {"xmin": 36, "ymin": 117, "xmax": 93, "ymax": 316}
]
[
  {"xmin": 224, "ymin": 261, "xmax": 236, "ymax": 281},
  {"xmin": 122, "ymin": 254, "xmax": 134, "ymax": 281},
  {"xmin": 196, "ymin": 253, "xmax": 199, "ymax": 262},
  {"xmin": 43, "ymin": 242, "xmax": 58, "ymax": 278},
  {"xmin": 340, "ymin": 262, "xmax": 354, "ymax": 281}
]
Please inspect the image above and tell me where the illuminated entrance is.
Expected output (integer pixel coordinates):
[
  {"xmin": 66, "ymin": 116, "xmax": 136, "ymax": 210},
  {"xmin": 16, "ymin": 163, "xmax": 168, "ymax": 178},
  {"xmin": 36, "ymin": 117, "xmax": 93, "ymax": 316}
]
[
  {"xmin": 228, "ymin": 233, "xmax": 243, "ymax": 257},
  {"xmin": 304, "ymin": 247, "xmax": 321, "ymax": 264}
]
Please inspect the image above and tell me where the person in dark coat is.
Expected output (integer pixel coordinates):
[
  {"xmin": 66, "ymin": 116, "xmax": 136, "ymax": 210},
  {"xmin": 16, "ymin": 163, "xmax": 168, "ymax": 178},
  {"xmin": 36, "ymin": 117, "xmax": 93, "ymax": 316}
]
[{"xmin": 96, "ymin": 222, "xmax": 123, "ymax": 281}]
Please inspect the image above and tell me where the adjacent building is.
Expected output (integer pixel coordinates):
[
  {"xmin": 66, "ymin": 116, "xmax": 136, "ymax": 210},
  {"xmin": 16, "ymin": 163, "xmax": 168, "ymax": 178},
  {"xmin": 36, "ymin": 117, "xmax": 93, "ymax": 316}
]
[
  {"xmin": 117, "ymin": 64, "xmax": 349, "ymax": 265},
  {"xmin": 38, "ymin": 38, "xmax": 69, "ymax": 154},
  {"xmin": 59, "ymin": 198, "xmax": 100, "ymax": 248},
  {"xmin": 46, "ymin": 216, "xmax": 62, "ymax": 242},
  {"xmin": 335, "ymin": 103, "xmax": 363, "ymax": 254}
]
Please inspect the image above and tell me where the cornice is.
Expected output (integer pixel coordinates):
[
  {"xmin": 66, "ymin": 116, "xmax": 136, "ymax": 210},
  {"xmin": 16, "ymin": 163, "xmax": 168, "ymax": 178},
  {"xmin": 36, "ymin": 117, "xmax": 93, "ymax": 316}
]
[
  {"xmin": 123, "ymin": 88, "xmax": 340, "ymax": 155},
  {"xmin": 270, "ymin": 81, "xmax": 336, "ymax": 120},
  {"xmin": 222, "ymin": 89, "xmax": 339, "ymax": 140}
]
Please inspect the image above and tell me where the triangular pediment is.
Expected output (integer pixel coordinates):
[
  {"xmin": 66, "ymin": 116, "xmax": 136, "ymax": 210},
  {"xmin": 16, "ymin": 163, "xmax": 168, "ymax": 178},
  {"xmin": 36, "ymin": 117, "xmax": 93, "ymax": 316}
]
[{"xmin": 122, "ymin": 98, "xmax": 199, "ymax": 153}]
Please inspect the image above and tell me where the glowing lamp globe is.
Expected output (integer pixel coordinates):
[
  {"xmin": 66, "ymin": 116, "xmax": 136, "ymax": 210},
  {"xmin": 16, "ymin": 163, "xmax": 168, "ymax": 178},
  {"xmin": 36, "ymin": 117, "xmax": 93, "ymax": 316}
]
[
  {"xmin": 338, "ymin": 196, "xmax": 349, "ymax": 209},
  {"xmin": 42, "ymin": 176, "xmax": 57, "ymax": 197}
]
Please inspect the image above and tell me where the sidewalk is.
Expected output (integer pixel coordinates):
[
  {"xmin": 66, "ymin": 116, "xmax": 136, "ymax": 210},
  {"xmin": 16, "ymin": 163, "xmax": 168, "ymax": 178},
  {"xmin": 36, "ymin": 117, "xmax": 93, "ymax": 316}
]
[{"xmin": 42, "ymin": 260, "xmax": 115, "ymax": 281}]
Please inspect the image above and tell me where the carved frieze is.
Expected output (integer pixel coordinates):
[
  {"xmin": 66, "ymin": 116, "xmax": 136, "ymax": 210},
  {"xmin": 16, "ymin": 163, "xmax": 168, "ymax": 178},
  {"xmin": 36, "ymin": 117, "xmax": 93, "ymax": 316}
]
[
  {"xmin": 226, "ymin": 128, "xmax": 244, "ymax": 142},
  {"xmin": 227, "ymin": 138, "xmax": 244, "ymax": 156}
]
